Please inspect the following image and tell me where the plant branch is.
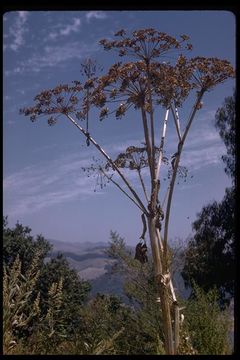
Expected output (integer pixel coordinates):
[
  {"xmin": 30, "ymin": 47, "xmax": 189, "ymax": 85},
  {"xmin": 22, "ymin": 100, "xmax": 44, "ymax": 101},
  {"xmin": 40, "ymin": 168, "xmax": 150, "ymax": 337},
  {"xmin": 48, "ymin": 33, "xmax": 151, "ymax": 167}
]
[
  {"xmin": 156, "ymin": 108, "xmax": 170, "ymax": 181},
  {"xmin": 66, "ymin": 114, "xmax": 148, "ymax": 215},
  {"xmin": 146, "ymin": 67, "xmax": 156, "ymax": 185},
  {"xmin": 170, "ymin": 104, "xmax": 182, "ymax": 142},
  {"xmin": 163, "ymin": 90, "xmax": 205, "ymax": 255},
  {"xmin": 136, "ymin": 168, "xmax": 149, "ymax": 203},
  {"xmin": 162, "ymin": 185, "xmax": 170, "ymax": 208},
  {"xmin": 100, "ymin": 167, "xmax": 145, "ymax": 212},
  {"xmin": 141, "ymin": 107, "xmax": 154, "ymax": 187}
]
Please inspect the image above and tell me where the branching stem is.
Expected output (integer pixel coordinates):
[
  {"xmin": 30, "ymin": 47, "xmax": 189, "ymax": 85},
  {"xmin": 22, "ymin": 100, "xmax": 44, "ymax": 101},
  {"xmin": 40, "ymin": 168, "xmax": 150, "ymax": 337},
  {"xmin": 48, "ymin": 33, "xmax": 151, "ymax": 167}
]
[
  {"xmin": 136, "ymin": 168, "xmax": 149, "ymax": 203},
  {"xmin": 170, "ymin": 104, "xmax": 182, "ymax": 142},
  {"xmin": 156, "ymin": 108, "xmax": 170, "ymax": 181},
  {"xmin": 141, "ymin": 108, "xmax": 154, "ymax": 187},
  {"xmin": 100, "ymin": 167, "xmax": 144, "ymax": 212},
  {"xmin": 163, "ymin": 90, "xmax": 205, "ymax": 254},
  {"xmin": 66, "ymin": 114, "xmax": 148, "ymax": 215}
]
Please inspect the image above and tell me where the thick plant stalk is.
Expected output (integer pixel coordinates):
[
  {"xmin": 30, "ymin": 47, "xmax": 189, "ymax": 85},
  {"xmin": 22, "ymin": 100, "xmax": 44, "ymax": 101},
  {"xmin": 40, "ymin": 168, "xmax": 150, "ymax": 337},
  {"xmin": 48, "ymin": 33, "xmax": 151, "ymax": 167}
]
[
  {"xmin": 156, "ymin": 227, "xmax": 180, "ymax": 354},
  {"xmin": 148, "ymin": 217, "xmax": 162, "ymax": 276},
  {"xmin": 148, "ymin": 217, "xmax": 174, "ymax": 355},
  {"xmin": 156, "ymin": 228, "xmax": 177, "ymax": 301}
]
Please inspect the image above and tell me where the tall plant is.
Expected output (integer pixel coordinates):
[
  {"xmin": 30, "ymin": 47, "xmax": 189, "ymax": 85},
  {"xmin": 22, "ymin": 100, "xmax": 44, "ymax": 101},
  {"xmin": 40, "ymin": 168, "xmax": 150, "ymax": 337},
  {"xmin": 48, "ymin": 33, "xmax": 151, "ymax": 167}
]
[{"xmin": 20, "ymin": 28, "xmax": 234, "ymax": 354}]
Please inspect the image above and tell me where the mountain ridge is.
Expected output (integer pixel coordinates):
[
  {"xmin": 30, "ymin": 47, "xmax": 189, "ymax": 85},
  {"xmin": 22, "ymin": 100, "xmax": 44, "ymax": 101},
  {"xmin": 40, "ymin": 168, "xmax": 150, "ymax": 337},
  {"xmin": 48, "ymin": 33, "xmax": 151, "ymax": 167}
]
[{"xmin": 47, "ymin": 238, "xmax": 190, "ymax": 299}]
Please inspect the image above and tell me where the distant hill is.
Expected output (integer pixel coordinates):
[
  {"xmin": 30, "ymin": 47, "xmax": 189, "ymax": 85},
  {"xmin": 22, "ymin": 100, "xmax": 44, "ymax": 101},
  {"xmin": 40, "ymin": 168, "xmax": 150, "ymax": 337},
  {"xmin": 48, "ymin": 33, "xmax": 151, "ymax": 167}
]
[
  {"xmin": 47, "ymin": 239, "xmax": 114, "ymax": 281},
  {"xmin": 47, "ymin": 238, "xmax": 191, "ymax": 300},
  {"xmin": 48, "ymin": 238, "xmax": 108, "ymax": 255}
]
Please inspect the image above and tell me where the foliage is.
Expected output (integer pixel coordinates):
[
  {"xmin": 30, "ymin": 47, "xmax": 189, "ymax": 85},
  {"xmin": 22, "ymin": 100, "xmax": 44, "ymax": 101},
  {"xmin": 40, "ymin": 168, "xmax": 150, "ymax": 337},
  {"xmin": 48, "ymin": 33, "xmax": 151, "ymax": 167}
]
[
  {"xmin": 3, "ymin": 218, "xmax": 91, "ymax": 354},
  {"xmin": 3, "ymin": 253, "xmax": 41, "ymax": 354},
  {"xmin": 27, "ymin": 276, "xmax": 66, "ymax": 354},
  {"xmin": 3, "ymin": 250, "xmax": 67, "ymax": 355},
  {"xmin": 75, "ymin": 293, "xmax": 128, "ymax": 354},
  {"xmin": 3, "ymin": 216, "xmax": 233, "ymax": 355},
  {"xmin": 3, "ymin": 216, "xmax": 51, "ymax": 273},
  {"xmin": 215, "ymin": 92, "xmax": 235, "ymax": 180},
  {"xmin": 106, "ymin": 232, "xmax": 233, "ymax": 355},
  {"xmin": 182, "ymin": 187, "xmax": 234, "ymax": 306},
  {"xmin": 106, "ymin": 231, "xmax": 175, "ymax": 354},
  {"xmin": 184, "ymin": 284, "xmax": 231, "ymax": 355},
  {"xmin": 182, "ymin": 92, "xmax": 235, "ymax": 306},
  {"xmin": 36, "ymin": 253, "xmax": 91, "ymax": 335}
]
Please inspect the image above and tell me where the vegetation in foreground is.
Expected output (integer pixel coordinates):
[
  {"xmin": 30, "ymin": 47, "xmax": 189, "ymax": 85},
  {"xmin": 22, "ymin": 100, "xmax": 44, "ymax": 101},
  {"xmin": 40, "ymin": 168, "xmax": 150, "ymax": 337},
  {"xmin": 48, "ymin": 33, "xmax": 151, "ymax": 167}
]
[{"xmin": 3, "ymin": 220, "xmax": 232, "ymax": 355}]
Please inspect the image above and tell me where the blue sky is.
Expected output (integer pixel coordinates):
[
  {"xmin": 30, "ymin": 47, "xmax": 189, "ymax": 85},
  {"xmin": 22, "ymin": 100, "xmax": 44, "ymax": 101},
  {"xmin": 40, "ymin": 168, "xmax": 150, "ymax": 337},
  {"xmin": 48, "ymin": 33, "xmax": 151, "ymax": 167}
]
[{"xmin": 3, "ymin": 10, "xmax": 235, "ymax": 246}]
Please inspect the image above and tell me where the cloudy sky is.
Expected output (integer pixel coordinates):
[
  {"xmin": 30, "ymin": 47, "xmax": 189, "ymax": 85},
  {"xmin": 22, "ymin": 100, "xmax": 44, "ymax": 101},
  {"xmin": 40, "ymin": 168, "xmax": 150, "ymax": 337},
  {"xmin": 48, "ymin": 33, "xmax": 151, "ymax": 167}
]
[{"xmin": 3, "ymin": 10, "xmax": 235, "ymax": 246}]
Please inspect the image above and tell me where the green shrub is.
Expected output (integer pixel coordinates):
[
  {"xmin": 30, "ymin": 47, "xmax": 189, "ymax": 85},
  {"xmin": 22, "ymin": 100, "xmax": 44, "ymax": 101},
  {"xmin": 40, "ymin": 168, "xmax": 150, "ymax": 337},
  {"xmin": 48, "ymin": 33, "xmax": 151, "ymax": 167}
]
[{"xmin": 184, "ymin": 284, "xmax": 231, "ymax": 355}]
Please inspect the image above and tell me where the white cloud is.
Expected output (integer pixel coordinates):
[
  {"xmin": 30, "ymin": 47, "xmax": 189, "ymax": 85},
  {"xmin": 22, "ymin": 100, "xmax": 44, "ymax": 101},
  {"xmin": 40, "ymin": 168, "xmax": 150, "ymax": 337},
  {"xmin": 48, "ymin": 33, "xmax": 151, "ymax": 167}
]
[
  {"xmin": 104, "ymin": 138, "xmax": 145, "ymax": 155},
  {"xmin": 39, "ymin": 40, "xmax": 97, "ymax": 67},
  {"xmin": 4, "ymin": 66, "xmax": 22, "ymax": 77},
  {"xmin": 46, "ymin": 17, "xmax": 82, "ymax": 41},
  {"xmin": 18, "ymin": 11, "xmax": 28, "ymax": 21},
  {"xmin": 60, "ymin": 17, "xmax": 81, "ymax": 36},
  {"xmin": 3, "ymin": 152, "xmax": 100, "ymax": 217},
  {"xmin": 181, "ymin": 143, "xmax": 225, "ymax": 171},
  {"xmin": 86, "ymin": 11, "xmax": 107, "ymax": 22},
  {"xmin": 179, "ymin": 118, "xmax": 226, "ymax": 170},
  {"xmin": 48, "ymin": 32, "xmax": 58, "ymax": 40},
  {"xmin": 8, "ymin": 11, "xmax": 29, "ymax": 51},
  {"xmin": 5, "ymin": 40, "xmax": 99, "ymax": 75}
]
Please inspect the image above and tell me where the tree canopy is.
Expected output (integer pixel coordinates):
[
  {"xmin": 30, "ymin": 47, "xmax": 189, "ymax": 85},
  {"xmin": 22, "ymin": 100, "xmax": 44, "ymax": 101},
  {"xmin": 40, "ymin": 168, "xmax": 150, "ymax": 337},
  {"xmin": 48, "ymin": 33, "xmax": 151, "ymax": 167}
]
[
  {"xmin": 3, "ymin": 216, "xmax": 51, "ymax": 273},
  {"xmin": 215, "ymin": 92, "xmax": 235, "ymax": 180}
]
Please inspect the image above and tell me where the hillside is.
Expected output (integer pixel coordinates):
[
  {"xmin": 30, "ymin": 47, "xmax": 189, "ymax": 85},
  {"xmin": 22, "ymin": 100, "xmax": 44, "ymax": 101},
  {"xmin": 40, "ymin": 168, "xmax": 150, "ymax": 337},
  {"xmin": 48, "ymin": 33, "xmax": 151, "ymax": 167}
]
[
  {"xmin": 48, "ymin": 239, "xmax": 114, "ymax": 280},
  {"xmin": 47, "ymin": 238, "xmax": 191, "ymax": 301}
]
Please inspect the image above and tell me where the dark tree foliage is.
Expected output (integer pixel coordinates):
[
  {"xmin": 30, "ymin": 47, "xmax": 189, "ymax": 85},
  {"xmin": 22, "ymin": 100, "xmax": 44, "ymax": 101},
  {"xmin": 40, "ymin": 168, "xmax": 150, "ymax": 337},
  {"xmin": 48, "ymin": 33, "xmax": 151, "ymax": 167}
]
[
  {"xmin": 3, "ymin": 216, "xmax": 52, "ymax": 273},
  {"xmin": 182, "ymin": 188, "xmax": 234, "ymax": 306},
  {"xmin": 182, "ymin": 92, "xmax": 235, "ymax": 306},
  {"xmin": 215, "ymin": 92, "xmax": 235, "ymax": 180}
]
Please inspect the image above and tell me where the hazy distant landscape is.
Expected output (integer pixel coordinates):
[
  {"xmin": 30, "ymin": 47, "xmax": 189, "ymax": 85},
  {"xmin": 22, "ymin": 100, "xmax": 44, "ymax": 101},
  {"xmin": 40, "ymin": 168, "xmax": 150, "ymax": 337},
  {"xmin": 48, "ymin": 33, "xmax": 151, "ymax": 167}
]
[
  {"xmin": 47, "ymin": 238, "xmax": 191, "ymax": 301},
  {"xmin": 47, "ymin": 239, "xmax": 114, "ymax": 279}
]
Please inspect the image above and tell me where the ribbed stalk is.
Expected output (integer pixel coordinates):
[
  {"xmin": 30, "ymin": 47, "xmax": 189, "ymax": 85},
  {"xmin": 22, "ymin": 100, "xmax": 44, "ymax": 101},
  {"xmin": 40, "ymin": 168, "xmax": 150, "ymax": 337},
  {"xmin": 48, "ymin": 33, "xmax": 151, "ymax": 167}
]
[{"xmin": 148, "ymin": 216, "xmax": 174, "ymax": 355}]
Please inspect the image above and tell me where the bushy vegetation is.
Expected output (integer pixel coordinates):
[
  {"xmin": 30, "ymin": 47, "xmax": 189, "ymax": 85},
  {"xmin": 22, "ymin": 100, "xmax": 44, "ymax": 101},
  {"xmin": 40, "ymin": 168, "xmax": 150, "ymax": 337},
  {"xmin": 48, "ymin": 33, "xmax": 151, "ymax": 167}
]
[
  {"xmin": 3, "ymin": 217, "xmax": 90, "ymax": 354},
  {"xmin": 3, "ymin": 219, "xmax": 232, "ymax": 355},
  {"xmin": 183, "ymin": 284, "xmax": 231, "ymax": 355}
]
